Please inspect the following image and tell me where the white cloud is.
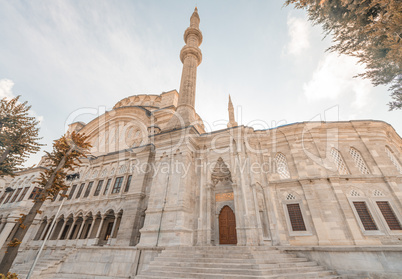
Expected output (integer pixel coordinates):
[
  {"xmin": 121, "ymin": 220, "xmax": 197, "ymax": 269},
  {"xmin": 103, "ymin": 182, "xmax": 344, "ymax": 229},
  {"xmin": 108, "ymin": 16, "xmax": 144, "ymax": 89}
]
[
  {"xmin": 303, "ymin": 53, "xmax": 372, "ymax": 110},
  {"xmin": 0, "ymin": 78, "xmax": 44, "ymax": 124},
  {"xmin": 0, "ymin": 78, "xmax": 15, "ymax": 99},
  {"xmin": 285, "ymin": 16, "xmax": 310, "ymax": 56}
]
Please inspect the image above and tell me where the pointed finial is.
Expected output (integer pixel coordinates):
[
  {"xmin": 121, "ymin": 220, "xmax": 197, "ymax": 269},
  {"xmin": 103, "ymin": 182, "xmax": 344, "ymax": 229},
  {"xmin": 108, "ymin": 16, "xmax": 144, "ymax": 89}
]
[
  {"xmin": 190, "ymin": 7, "xmax": 200, "ymax": 28},
  {"xmin": 228, "ymin": 94, "xmax": 233, "ymax": 108},
  {"xmin": 227, "ymin": 94, "xmax": 238, "ymax": 128}
]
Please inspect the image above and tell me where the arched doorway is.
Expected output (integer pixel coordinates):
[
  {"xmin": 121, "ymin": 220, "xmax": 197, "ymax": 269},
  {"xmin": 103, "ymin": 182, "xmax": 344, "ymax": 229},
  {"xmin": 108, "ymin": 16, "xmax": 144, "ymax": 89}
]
[{"xmin": 219, "ymin": 206, "xmax": 237, "ymax": 245}]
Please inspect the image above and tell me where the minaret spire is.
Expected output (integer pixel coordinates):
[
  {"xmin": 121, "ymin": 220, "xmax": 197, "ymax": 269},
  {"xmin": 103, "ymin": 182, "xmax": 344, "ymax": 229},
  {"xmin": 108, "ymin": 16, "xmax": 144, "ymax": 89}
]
[
  {"xmin": 167, "ymin": 7, "xmax": 203, "ymax": 130},
  {"xmin": 227, "ymin": 95, "xmax": 238, "ymax": 128}
]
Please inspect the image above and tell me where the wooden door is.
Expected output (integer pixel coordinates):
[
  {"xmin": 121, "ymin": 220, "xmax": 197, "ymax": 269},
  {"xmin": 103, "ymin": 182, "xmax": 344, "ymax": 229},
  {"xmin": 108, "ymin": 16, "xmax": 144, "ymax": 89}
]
[{"xmin": 219, "ymin": 206, "xmax": 237, "ymax": 244}]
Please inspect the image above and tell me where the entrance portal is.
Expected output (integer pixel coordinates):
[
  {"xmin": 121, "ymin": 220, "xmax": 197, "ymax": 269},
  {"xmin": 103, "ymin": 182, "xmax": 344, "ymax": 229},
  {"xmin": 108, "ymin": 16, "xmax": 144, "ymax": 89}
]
[{"xmin": 219, "ymin": 206, "xmax": 237, "ymax": 245}]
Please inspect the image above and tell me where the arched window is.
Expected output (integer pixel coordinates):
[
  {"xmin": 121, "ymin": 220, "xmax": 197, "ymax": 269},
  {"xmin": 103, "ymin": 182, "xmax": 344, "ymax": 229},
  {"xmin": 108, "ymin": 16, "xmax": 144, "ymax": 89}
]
[
  {"xmin": 349, "ymin": 147, "xmax": 370, "ymax": 174},
  {"xmin": 385, "ymin": 146, "xmax": 402, "ymax": 174},
  {"xmin": 274, "ymin": 153, "xmax": 291, "ymax": 179},
  {"xmin": 330, "ymin": 148, "xmax": 349, "ymax": 175}
]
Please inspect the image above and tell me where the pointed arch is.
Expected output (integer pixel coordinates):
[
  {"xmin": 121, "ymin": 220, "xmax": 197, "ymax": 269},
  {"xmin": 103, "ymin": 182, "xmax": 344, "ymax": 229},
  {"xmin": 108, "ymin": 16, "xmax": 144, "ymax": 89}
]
[
  {"xmin": 274, "ymin": 153, "xmax": 291, "ymax": 179},
  {"xmin": 330, "ymin": 148, "xmax": 349, "ymax": 175},
  {"xmin": 349, "ymin": 147, "xmax": 370, "ymax": 174},
  {"xmin": 385, "ymin": 146, "xmax": 402, "ymax": 174}
]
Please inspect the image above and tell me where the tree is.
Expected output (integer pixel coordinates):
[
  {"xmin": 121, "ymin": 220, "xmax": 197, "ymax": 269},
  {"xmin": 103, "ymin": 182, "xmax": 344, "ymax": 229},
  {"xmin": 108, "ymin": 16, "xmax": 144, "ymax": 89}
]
[
  {"xmin": 285, "ymin": 0, "xmax": 402, "ymax": 110},
  {"xmin": 0, "ymin": 96, "xmax": 42, "ymax": 176},
  {"xmin": 0, "ymin": 131, "xmax": 91, "ymax": 274}
]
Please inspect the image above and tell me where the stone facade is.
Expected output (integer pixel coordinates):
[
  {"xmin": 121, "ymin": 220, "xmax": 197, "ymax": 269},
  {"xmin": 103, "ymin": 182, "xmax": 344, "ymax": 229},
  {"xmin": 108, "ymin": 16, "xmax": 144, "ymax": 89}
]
[{"xmin": 1, "ymin": 7, "xmax": 402, "ymax": 279}]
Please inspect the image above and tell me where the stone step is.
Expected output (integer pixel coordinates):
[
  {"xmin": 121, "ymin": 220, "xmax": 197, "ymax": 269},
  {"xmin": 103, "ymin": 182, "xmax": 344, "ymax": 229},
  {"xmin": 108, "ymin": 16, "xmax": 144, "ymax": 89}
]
[
  {"xmin": 153, "ymin": 254, "xmax": 308, "ymax": 263},
  {"xmin": 150, "ymin": 260, "xmax": 319, "ymax": 270},
  {"xmin": 137, "ymin": 269, "xmax": 338, "ymax": 279},
  {"xmin": 146, "ymin": 264, "xmax": 326, "ymax": 275}
]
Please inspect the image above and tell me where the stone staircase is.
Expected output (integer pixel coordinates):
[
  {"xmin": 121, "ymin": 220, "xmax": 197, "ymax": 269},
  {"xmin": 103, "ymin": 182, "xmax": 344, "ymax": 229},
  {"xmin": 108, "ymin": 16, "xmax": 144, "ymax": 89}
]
[
  {"xmin": 136, "ymin": 246, "xmax": 341, "ymax": 279},
  {"xmin": 10, "ymin": 248, "xmax": 76, "ymax": 279}
]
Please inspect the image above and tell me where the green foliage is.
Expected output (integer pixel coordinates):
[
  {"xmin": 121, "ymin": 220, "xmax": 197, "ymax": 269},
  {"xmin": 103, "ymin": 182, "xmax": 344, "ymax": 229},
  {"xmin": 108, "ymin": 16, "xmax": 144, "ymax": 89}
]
[
  {"xmin": 0, "ymin": 96, "xmax": 42, "ymax": 176},
  {"xmin": 285, "ymin": 0, "xmax": 402, "ymax": 110}
]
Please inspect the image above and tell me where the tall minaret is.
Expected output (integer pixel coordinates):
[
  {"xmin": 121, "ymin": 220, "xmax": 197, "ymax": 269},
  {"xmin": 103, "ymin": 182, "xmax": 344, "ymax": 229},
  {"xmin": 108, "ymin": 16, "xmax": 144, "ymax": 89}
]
[
  {"xmin": 227, "ymin": 95, "xmax": 238, "ymax": 128},
  {"xmin": 167, "ymin": 7, "xmax": 203, "ymax": 130}
]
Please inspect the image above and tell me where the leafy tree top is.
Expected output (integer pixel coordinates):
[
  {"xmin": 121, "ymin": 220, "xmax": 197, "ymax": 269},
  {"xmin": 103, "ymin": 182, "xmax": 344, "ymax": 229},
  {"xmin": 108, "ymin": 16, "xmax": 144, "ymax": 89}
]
[
  {"xmin": 285, "ymin": 0, "xmax": 402, "ymax": 110},
  {"xmin": 0, "ymin": 96, "xmax": 42, "ymax": 176}
]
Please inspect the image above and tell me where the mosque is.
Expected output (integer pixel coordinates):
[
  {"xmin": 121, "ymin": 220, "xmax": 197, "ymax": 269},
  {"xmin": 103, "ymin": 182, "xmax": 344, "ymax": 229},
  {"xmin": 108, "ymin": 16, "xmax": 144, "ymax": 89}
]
[{"xmin": 0, "ymin": 7, "xmax": 401, "ymax": 279}]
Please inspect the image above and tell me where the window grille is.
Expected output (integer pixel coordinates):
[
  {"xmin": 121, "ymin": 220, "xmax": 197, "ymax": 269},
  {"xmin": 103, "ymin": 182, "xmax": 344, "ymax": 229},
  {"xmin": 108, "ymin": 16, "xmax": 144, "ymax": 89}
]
[
  {"xmin": 376, "ymin": 201, "xmax": 402, "ymax": 230},
  {"xmin": 68, "ymin": 185, "xmax": 77, "ymax": 200},
  {"xmin": 350, "ymin": 190, "xmax": 360, "ymax": 197},
  {"xmin": 112, "ymin": 177, "xmax": 124, "ymax": 194},
  {"xmin": 3, "ymin": 192, "xmax": 13, "ymax": 204},
  {"xmin": 349, "ymin": 148, "xmax": 370, "ymax": 174},
  {"xmin": 124, "ymin": 175, "xmax": 132, "ymax": 192},
  {"xmin": 373, "ymin": 189, "xmax": 384, "ymax": 197},
  {"xmin": 330, "ymin": 148, "xmax": 349, "ymax": 175},
  {"xmin": 10, "ymin": 188, "xmax": 22, "ymax": 203},
  {"xmin": 103, "ymin": 179, "xmax": 112, "ymax": 195},
  {"xmin": 75, "ymin": 183, "xmax": 85, "ymax": 199},
  {"xmin": 59, "ymin": 189, "xmax": 67, "ymax": 201},
  {"xmin": 84, "ymin": 182, "xmax": 94, "ymax": 197},
  {"xmin": 274, "ymin": 153, "xmax": 291, "ymax": 179},
  {"xmin": 353, "ymin": 201, "xmax": 378, "ymax": 230},
  {"xmin": 286, "ymin": 203, "xmax": 306, "ymax": 231},
  {"xmin": 29, "ymin": 187, "xmax": 43, "ymax": 200},
  {"xmin": 94, "ymin": 180, "xmax": 104, "ymax": 196},
  {"xmin": 286, "ymin": 193, "xmax": 296, "ymax": 200},
  {"xmin": 0, "ymin": 192, "xmax": 6, "ymax": 204},
  {"xmin": 385, "ymin": 147, "xmax": 402, "ymax": 174},
  {"xmin": 17, "ymin": 187, "xmax": 29, "ymax": 202}
]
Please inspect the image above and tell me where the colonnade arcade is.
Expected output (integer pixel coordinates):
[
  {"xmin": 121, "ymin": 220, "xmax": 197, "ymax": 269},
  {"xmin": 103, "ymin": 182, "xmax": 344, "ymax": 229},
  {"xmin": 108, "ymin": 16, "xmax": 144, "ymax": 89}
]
[{"xmin": 34, "ymin": 209, "xmax": 123, "ymax": 246}]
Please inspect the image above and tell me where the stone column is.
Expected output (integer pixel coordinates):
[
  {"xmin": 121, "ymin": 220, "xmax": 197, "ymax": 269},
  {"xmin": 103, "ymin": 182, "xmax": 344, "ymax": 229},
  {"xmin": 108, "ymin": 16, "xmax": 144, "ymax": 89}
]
[
  {"xmin": 86, "ymin": 218, "xmax": 96, "ymax": 239},
  {"xmin": 251, "ymin": 184, "xmax": 264, "ymax": 245},
  {"xmin": 106, "ymin": 215, "xmax": 118, "ymax": 245},
  {"xmin": 76, "ymin": 217, "xmax": 87, "ymax": 240},
  {"xmin": 66, "ymin": 218, "xmax": 77, "ymax": 240},
  {"xmin": 0, "ymin": 221, "xmax": 16, "ymax": 247},
  {"xmin": 39, "ymin": 221, "xmax": 51, "ymax": 240},
  {"xmin": 0, "ymin": 218, "xmax": 7, "ymax": 234},
  {"xmin": 57, "ymin": 220, "xmax": 67, "ymax": 240},
  {"xmin": 206, "ymin": 183, "xmax": 213, "ymax": 245},
  {"xmin": 94, "ymin": 215, "xmax": 106, "ymax": 245}
]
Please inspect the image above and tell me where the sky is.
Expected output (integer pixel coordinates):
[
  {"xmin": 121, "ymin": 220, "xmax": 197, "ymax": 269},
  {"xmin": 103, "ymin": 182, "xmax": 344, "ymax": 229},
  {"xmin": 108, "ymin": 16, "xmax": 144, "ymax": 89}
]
[{"xmin": 0, "ymin": 0, "xmax": 400, "ymax": 167}]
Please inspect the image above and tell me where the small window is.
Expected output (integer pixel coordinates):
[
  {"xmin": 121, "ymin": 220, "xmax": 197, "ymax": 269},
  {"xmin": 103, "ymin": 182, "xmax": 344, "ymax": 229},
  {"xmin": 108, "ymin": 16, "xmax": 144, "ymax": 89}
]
[
  {"xmin": 94, "ymin": 180, "xmax": 104, "ymax": 196},
  {"xmin": 17, "ymin": 187, "xmax": 29, "ymax": 202},
  {"xmin": 349, "ymin": 147, "xmax": 370, "ymax": 174},
  {"xmin": 10, "ymin": 188, "xmax": 22, "ymax": 203},
  {"xmin": 29, "ymin": 187, "xmax": 43, "ymax": 200},
  {"xmin": 103, "ymin": 179, "xmax": 112, "ymax": 195},
  {"xmin": 376, "ymin": 201, "xmax": 402, "ymax": 230},
  {"xmin": 84, "ymin": 181, "xmax": 94, "ymax": 197},
  {"xmin": 330, "ymin": 148, "xmax": 349, "ymax": 175},
  {"xmin": 286, "ymin": 203, "xmax": 307, "ymax": 231},
  {"xmin": 386, "ymin": 146, "xmax": 402, "ymax": 174},
  {"xmin": 75, "ymin": 183, "xmax": 85, "ymax": 199},
  {"xmin": 0, "ymin": 192, "xmax": 7, "ymax": 204},
  {"xmin": 68, "ymin": 185, "xmax": 77, "ymax": 200},
  {"xmin": 111, "ymin": 177, "xmax": 124, "ymax": 194},
  {"xmin": 3, "ymin": 192, "xmax": 13, "ymax": 204},
  {"xmin": 353, "ymin": 201, "xmax": 378, "ymax": 230},
  {"xmin": 59, "ymin": 189, "xmax": 67, "ymax": 201},
  {"xmin": 274, "ymin": 153, "xmax": 291, "ymax": 179},
  {"xmin": 124, "ymin": 175, "xmax": 132, "ymax": 192}
]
